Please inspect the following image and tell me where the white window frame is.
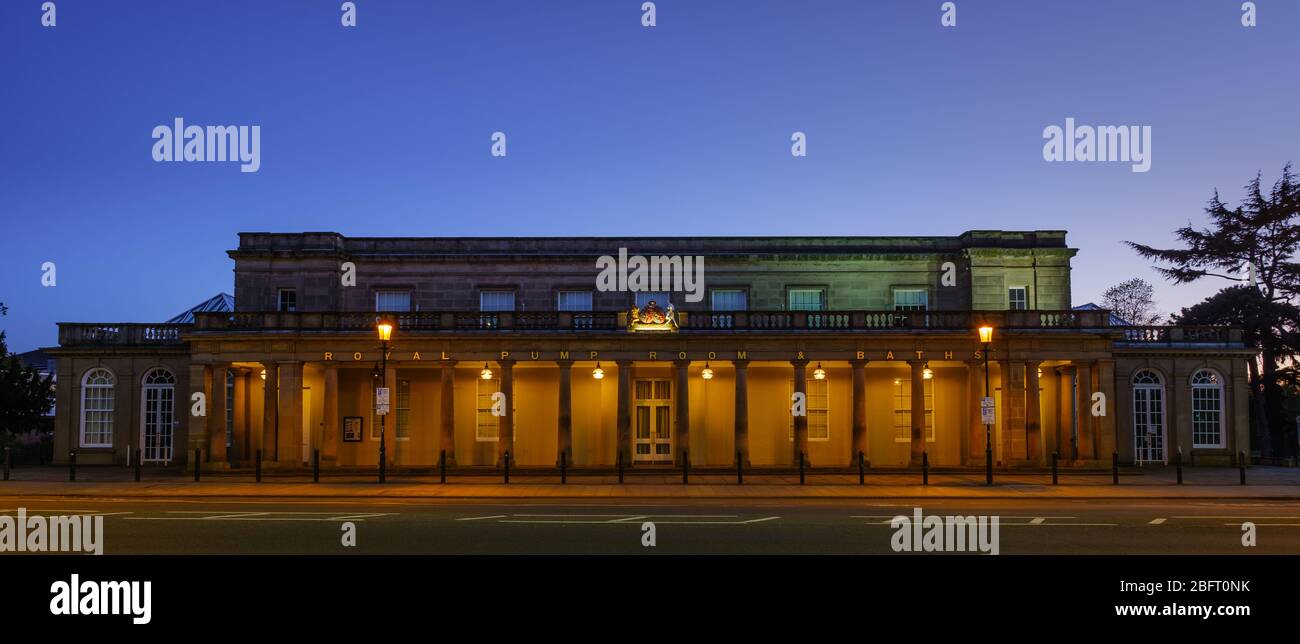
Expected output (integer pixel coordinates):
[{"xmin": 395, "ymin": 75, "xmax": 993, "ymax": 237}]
[
  {"xmin": 892, "ymin": 376, "xmax": 935, "ymax": 442},
  {"xmin": 375, "ymin": 290, "xmax": 412, "ymax": 312},
  {"xmin": 394, "ymin": 379, "xmax": 411, "ymax": 441},
  {"xmin": 1131, "ymin": 369, "xmax": 1166, "ymax": 463},
  {"xmin": 480, "ymin": 290, "xmax": 516, "ymax": 312},
  {"xmin": 710, "ymin": 288, "xmax": 748, "ymax": 311},
  {"xmin": 788, "ymin": 377, "xmax": 830, "ymax": 441},
  {"xmin": 1190, "ymin": 369, "xmax": 1225, "ymax": 448},
  {"xmin": 80, "ymin": 368, "xmax": 115, "ymax": 448},
  {"xmin": 557, "ymin": 290, "xmax": 593, "ymax": 312},
  {"xmin": 476, "ymin": 377, "xmax": 499, "ymax": 442},
  {"xmin": 787, "ymin": 288, "xmax": 825, "ymax": 311},
  {"xmin": 1008, "ymin": 286, "xmax": 1028, "ymax": 310},
  {"xmin": 892, "ymin": 289, "xmax": 929, "ymax": 311},
  {"xmin": 140, "ymin": 367, "xmax": 177, "ymax": 462}
]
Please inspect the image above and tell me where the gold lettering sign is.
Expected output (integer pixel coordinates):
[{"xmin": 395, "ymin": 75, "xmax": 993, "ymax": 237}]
[
  {"xmin": 353, "ymin": 352, "xmax": 362, "ymax": 361},
  {"xmin": 530, "ymin": 351, "xmax": 539, "ymax": 360},
  {"xmin": 944, "ymin": 351, "xmax": 953, "ymax": 360},
  {"xmin": 736, "ymin": 351, "xmax": 747, "ymax": 360},
  {"xmin": 707, "ymin": 351, "xmax": 716, "ymax": 360},
  {"xmin": 856, "ymin": 351, "xmax": 864, "ymax": 360},
  {"xmin": 500, "ymin": 351, "xmax": 510, "ymax": 360},
  {"xmin": 915, "ymin": 350, "xmax": 924, "ymax": 360},
  {"xmin": 385, "ymin": 351, "xmax": 392, "ymax": 360},
  {"xmin": 678, "ymin": 351, "xmax": 687, "ymax": 360},
  {"xmin": 589, "ymin": 351, "xmax": 598, "ymax": 359},
  {"xmin": 974, "ymin": 350, "xmax": 982, "ymax": 359},
  {"xmin": 441, "ymin": 351, "xmax": 449, "ymax": 360},
  {"xmin": 559, "ymin": 351, "xmax": 570, "ymax": 360},
  {"xmin": 649, "ymin": 351, "xmax": 657, "ymax": 360},
  {"xmin": 886, "ymin": 352, "xmax": 894, "ymax": 360},
  {"xmin": 324, "ymin": 352, "xmax": 333, "ymax": 361},
  {"xmin": 412, "ymin": 352, "xmax": 421, "ymax": 360}
]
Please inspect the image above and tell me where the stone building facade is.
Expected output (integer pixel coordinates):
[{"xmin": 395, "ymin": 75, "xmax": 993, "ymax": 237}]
[{"xmin": 48, "ymin": 231, "xmax": 1255, "ymax": 471}]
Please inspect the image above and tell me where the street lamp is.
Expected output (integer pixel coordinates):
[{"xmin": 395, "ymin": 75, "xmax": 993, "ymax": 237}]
[
  {"xmin": 812, "ymin": 363, "xmax": 826, "ymax": 380},
  {"xmin": 978, "ymin": 325, "xmax": 993, "ymax": 485},
  {"xmin": 592, "ymin": 362, "xmax": 605, "ymax": 380},
  {"xmin": 701, "ymin": 362, "xmax": 714, "ymax": 380},
  {"xmin": 376, "ymin": 317, "xmax": 394, "ymax": 483}
]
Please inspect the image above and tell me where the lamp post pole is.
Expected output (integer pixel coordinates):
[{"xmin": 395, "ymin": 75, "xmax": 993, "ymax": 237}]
[
  {"xmin": 379, "ymin": 338, "xmax": 387, "ymax": 483},
  {"xmin": 983, "ymin": 340, "xmax": 992, "ymax": 485}
]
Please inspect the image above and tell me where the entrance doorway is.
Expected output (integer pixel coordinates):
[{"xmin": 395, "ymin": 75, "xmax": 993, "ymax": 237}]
[
  {"xmin": 141, "ymin": 368, "xmax": 176, "ymax": 463},
  {"xmin": 634, "ymin": 379, "xmax": 672, "ymax": 463}
]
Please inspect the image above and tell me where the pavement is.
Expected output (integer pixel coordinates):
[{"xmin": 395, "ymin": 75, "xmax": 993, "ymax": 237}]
[{"xmin": 3, "ymin": 463, "xmax": 1298, "ymax": 499}]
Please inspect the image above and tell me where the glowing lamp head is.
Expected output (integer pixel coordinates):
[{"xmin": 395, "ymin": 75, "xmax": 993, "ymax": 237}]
[
  {"xmin": 812, "ymin": 363, "xmax": 826, "ymax": 380},
  {"xmin": 259, "ymin": 369, "xmax": 267, "ymax": 381},
  {"xmin": 701, "ymin": 363, "xmax": 714, "ymax": 380},
  {"xmin": 923, "ymin": 366, "xmax": 934, "ymax": 380},
  {"xmin": 978, "ymin": 325, "xmax": 994, "ymax": 344},
  {"xmin": 592, "ymin": 363, "xmax": 605, "ymax": 380},
  {"xmin": 479, "ymin": 363, "xmax": 493, "ymax": 380},
  {"xmin": 376, "ymin": 319, "xmax": 394, "ymax": 342}
]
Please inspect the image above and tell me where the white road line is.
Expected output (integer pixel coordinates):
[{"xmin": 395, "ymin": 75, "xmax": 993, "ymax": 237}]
[
  {"xmin": 456, "ymin": 515, "xmax": 508, "ymax": 521},
  {"xmin": 1029, "ymin": 518, "xmax": 1045, "ymax": 524},
  {"xmin": 1149, "ymin": 518, "xmax": 1166, "ymax": 525},
  {"xmin": 1223, "ymin": 522, "xmax": 1300, "ymax": 527},
  {"xmin": 1173, "ymin": 516, "xmax": 1300, "ymax": 519}
]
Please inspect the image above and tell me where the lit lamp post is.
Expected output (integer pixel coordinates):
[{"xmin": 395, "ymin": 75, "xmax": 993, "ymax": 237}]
[
  {"xmin": 376, "ymin": 318, "xmax": 394, "ymax": 483},
  {"xmin": 978, "ymin": 325, "xmax": 994, "ymax": 485}
]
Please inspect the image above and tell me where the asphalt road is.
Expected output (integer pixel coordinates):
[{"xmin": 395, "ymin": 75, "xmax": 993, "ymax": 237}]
[{"xmin": 3, "ymin": 496, "xmax": 1296, "ymax": 554}]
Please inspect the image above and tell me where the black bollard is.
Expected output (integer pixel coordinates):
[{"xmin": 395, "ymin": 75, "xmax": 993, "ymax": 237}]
[
  {"xmin": 439, "ymin": 449, "xmax": 446, "ymax": 484},
  {"xmin": 255, "ymin": 449, "xmax": 262, "ymax": 482},
  {"xmin": 504, "ymin": 451, "xmax": 510, "ymax": 484},
  {"xmin": 618, "ymin": 450, "xmax": 624, "ymax": 484},
  {"xmin": 737, "ymin": 450, "xmax": 743, "ymax": 485},
  {"xmin": 134, "ymin": 448, "xmax": 141, "ymax": 482},
  {"xmin": 69, "ymin": 449, "xmax": 76, "ymax": 481},
  {"xmin": 1112, "ymin": 451, "xmax": 1118, "ymax": 485},
  {"xmin": 985, "ymin": 445, "xmax": 993, "ymax": 485},
  {"xmin": 1176, "ymin": 449, "xmax": 1183, "ymax": 485},
  {"xmin": 194, "ymin": 448, "xmax": 201, "ymax": 482},
  {"xmin": 922, "ymin": 451, "xmax": 929, "ymax": 486},
  {"xmin": 561, "ymin": 450, "xmax": 567, "ymax": 484},
  {"xmin": 312, "ymin": 448, "xmax": 319, "ymax": 483},
  {"xmin": 858, "ymin": 450, "xmax": 865, "ymax": 486},
  {"xmin": 1051, "ymin": 451, "xmax": 1059, "ymax": 485},
  {"xmin": 379, "ymin": 449, "xmax": 386, "ymax": 484},
  {"xmin": 3, "ymin": 447, "xmax": 9, "ymax": 481},
  {"xmin": 799, "ymin": 451, "xmax": 805, "ymax": 486},
  {"xmin": 682, "ymin": 449, "xmax": 689, "ymax": 485},
  {"xmin": 1239, "ymin": 451, "xmax": 1246, "ymax": 485}
]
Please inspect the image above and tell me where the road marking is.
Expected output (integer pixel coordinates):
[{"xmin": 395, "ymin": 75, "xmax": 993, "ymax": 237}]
[
  {"xmin": 456, "ymin": 514, "xmax": 508, "ymax": 521},
  {"xmin": 1223, "ymin": 522, "xmax": 1300, "ymax": 527},
  {"xmin": 125, "ymin": 511, "xmax": 395, "ymax": 522},
  {"xmin": 1149, "ymin": 518, "xmax": 1166, "ymax": 525},
  {"xmin": 491, "ymin": 513, "xmax": 779, "ymax": 526}
]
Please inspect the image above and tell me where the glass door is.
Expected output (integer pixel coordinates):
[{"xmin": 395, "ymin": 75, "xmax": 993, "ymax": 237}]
[{"xmin": 634, "ymin": 379, "xmax": 672, "ymax": 463}]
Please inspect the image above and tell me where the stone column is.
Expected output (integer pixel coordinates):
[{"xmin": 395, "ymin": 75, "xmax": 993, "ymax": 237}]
[
  {"xmin": 1074, "ymin": 363, "xmax": 1093, "ymax": 461},
  {"xmin": 496, "ymin": 360, "xmax": 515, "ymax": 467},
  {"xmin": 1056, "ymin": 367, "xmax": 1071, "ymax": 460},
  {"xmin": 965, "ymin": 359, "xmax": 983, "ymax": 466},
  {"xmin": 908, "ymin": 360, "xmax": 925, "ymax": 464},
  {"xmin": 674, "ymin": 359, "xmax": 690, "ymax": 466},
  {"xmin": 850, "ymin": 359, "xmax": 868, "ymax": 465},
  {"xmin": 276, "ymin": 362, "xmax": 303, "ymax": 465},
  {"xmin": 1094, "ymin": 360, "xmax": 1117, "ymax": 459},
  {"xmin": 556, "ymin": 360, "xmax": 573, "ymax": 467},
  {"xmin": 261, "ymin": 363, "xmax": 278, "ymax": 461},
  {"xmin": 321, "ymin": 365, "xmax": 339, "ymax": 463},
  {"xmin": 207, "ymin": 364, "xmax": 228, "ymax": 463},
  {"xmin": 187, "ymin": 363, "xmax": 209, "ymax": 465},
  {"xmin": 733, "ymin": 359, "xmax": 749, "ymax": 466},
  {"xmin": 1171, "ymin": 366, "xmax": 1191, "ymax": 463},
  {"xmin": 791, "ymin": 359, "xmax": 809, "ymax": 466},
  {"xmin": 616, "ymin": 360, "xmax": 633, "ymax": 467},
  {"xmin": 440, "ymin": 361, "xmax": 457, "ymax": 466},
  {"xmin": 1001, "ymin": 361, "xmax": 1027, "ymax": 462},
  {"xmin": 1026, "ymin": 361, "xmax": 1042, "ymax": 465}
]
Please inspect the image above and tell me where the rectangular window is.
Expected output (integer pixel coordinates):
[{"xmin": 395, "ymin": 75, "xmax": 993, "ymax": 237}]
[
  {"xmin": 375, "ymin": 290, "xmax": 412, "ymax": 312},
  {"xmin": 81, "ymin": 386, "xmax": 114, "ymax": 447},
  {"xmin": 787, "ymin": 288, "xmax": 825, "ymax": 311},
  {"xmin": 635, "ymin": 292, "xmax": 671, "ymax": 309},
  {"xmin": 1008, "ymin": 287, "xmax": 1028, "ymax": 310},
  {"xmin": 557, "ymin": 290, "xmax": 593, "ymax": 311},
  {"xmin": 225, "ymin": 370, "xmax": 234, "ymax": 449},
  {"xmin": 710, "ymin": 289, "xmax": 748, "ymax": 311},
  {"xmin": 396, "ymin": 380, "xmax": 411, "ymax": 440},
  {"xmin": 1192, "ymin": 387, "xmax": 1223, "ymax": 448},
  {"xmin": 893, "ymin": 289, "xmax": 928, "ymax": 311},
  {"xmin": 893, "ymin": 376, "xmax": 935, "ymax": 442},
  {"xmin": 789, "ymin": 377, "xmax": 830, "ymax": 441},
  {"xmin": 277, "ymin": 289, "xmax": 297, "ymax": 313},
  {"xmin": 476, "ymin": 377, "xmax": 498, "ymax": 441},
  {"xmin": 480, "ymin": 291, "xmax": 516, "ymax": 312}
]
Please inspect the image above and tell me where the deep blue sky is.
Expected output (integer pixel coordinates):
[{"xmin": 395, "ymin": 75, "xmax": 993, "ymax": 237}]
[{"xmin": 2, "ymin": 0, "xmax": 1297, "ymax": 352}]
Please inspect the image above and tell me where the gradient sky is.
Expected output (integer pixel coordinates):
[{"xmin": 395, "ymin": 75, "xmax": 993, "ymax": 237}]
[{"xmin": 2, "ymin": 0, "xmax": 1297, "ymax": 352}]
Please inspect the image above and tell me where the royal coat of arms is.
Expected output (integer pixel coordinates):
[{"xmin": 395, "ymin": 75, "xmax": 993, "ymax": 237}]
[{"xmin": 628, "ymin": 300, "xmax": 678, "ymax": 332}]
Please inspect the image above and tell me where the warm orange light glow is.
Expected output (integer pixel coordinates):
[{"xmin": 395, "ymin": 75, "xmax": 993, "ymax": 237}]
[
  {"xmin": 701, "ymin": 363, "xmax": 714, "ymax": 380},
  {"xmin": 592, "ymin": 363, "xmax": 605, "ymax": 380},
  {"xmin": 480, "ymin": 363, "xmax": 493, "ymax": 380},
  {"xmin": 812, "ymin": 363, "xmax": 826, "ymax": 380},
  {"xmin": 978, "ymin": 325, "xmax": 994, "ymax": 344},
  {"xmin": 376, "ymin": 319, "xmax": 394, "ymax": 342}
]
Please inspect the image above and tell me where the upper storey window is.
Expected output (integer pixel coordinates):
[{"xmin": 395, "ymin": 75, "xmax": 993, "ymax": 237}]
[
  {"xmin": 480, "ymin": 291, "xmax": 516, "ymax": 312},
  {"xmin": 893, "ymin": 289, "xmax": 928, "ymax": 311},
  {"xmin": 787, "ymin": 288, "xmax": 825, "ymax": 311},
  {"xmin": 710, "ymin": 289, "xmax": 747, "ymax": 311},
  {"xmin": 557, "ymin": 290, "xmax": 593, "ymax": 311},
  {"xmin": 375, "ymin": 290, "xmax": 411, "ymax": 312},
  {"xmin": 277, "ymin": 288, "xmax": 296, "ymax": 312},
  {"xmin": 1008, "ymin": 287, "xmax": 1028, "ymax": 310}
]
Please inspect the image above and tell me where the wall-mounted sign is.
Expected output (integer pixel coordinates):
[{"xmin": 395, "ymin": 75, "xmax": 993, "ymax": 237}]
[
  {"xmin": 343, "ymin": 416, "xmax": 364, "ymax": 442},
  {"xmin": 375, "ymin": 387, "xmax": 390, "ymax": 415},
  {"xmin": 980, "ymin": 397, "xmax": 996, "ymax": 425}
]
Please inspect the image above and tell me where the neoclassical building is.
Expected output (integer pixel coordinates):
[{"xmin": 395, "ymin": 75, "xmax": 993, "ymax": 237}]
[{"xmin": 48, "ymin": 231, "xmax": 1255, "ymax": 471}]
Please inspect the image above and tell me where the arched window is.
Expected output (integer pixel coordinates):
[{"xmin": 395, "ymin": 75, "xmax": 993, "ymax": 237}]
[
  {"xmin": 80, "ymin": 368, "xmax": 115, "ymax": 447},
  {"xmin": 141, "ymin": 368, "xmax": 176, "ymax": 463},
  {"xmin": 1131, "ymin": 369, "xmax": 1165, "ymax": 463},
  {"xmin": 1191, "ymin": 369, "xmax": 1225, "ymax": 448}
]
